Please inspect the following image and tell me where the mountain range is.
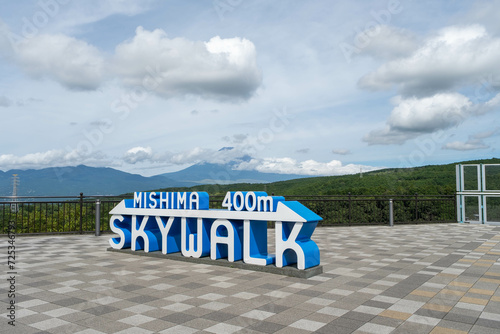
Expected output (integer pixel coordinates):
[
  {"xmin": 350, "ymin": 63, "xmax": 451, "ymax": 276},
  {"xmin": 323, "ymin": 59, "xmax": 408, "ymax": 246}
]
[{"xmin": 0, "ymin": 162, "xmax": 309, "ymax": 197}]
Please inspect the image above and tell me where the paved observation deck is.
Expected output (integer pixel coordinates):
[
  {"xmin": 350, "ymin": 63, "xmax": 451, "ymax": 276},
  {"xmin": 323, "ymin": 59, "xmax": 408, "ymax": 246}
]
[{"xmin": 2, "ymin": 223, "xmax": 500, "ymax": 333}]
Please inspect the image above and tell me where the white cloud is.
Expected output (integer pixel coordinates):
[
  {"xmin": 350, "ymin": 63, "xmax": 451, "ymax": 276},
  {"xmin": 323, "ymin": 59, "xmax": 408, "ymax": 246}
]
[
  {"xmin": 1, "ymin": 22, "xmax": 261, "ymax": 100},
  {"xmin": 235, "ymin": 157, "xmax": 380, "ymax": 176},
  {"xmin": 169, "ymin": 147, "xmax": 247, "ymax": 165},
  {"xmin": 120, "ymin": 146, "xmax": 380, "ymax": 176},
  {"xmin": 359, "ymin": 24, "xmax": 500, "ymax": 145},
  {"xmin": 364, "ymin": 93, "xmax": 477, "ymax": 145},
  {"xmin": 0, "ymin": 149, "xmax": 109, "ymax": 170},
  {"xmin": 356, "ymin": 25, "xmax": 419, "ymax": 60},
  {"xmin": 169, "ymin": 147, "xmax": 212, "ymax": 165},
  {"xmin": 388, "ymin": 93, "xmax": 472, "ymax": 132},
  {"xmin": 358, "ymin": 25, "xmax": 500, "ymax": 96},
  {"xmin": 123, "ymin": 146, "xmax": 153, "ymax": 164},
  {"xmin": 442, "ymin": 139, "xmax": 488, "ymax": 151},
  {"xmin": 442, "ymin": 127, "xmax": 499, "ymax": 151},
  {"xmin": 13, "ymin": 33, "xmax": 104, "ymax": 90},
  {"xmin": 122, "ymin": 146, "xmax": 249, "ymax": 166},
  {"xmin": 112, "ymin": 27, "xmax": 262, "ymax": 101},
  {"xmin": 443, "ymin": 139, "xmax": 489, "ymax": 151},
  {"xmin": 456, "ymin": 1, "xmax": 500, "ymax": 36}
]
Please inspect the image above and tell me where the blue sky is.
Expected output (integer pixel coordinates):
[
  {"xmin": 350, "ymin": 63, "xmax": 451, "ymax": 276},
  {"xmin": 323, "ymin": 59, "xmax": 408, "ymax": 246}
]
[{"xmin": 0, "ymin": 0, "xmax": 499, "ymax": 176}]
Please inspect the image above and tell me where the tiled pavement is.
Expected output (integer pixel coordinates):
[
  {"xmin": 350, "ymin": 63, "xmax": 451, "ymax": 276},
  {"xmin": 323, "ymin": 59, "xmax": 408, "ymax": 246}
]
[{"xmin": 1, "ymin": 223, "xmax": 500, "ymax": 333}]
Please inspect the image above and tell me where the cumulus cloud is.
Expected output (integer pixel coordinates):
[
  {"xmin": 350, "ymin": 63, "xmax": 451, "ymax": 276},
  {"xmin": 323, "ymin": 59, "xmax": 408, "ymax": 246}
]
[
  {"xmin": 235, "ymin": 157, "xmax": 380, "ymax": 176},
  {"xmin": 442, "ymin": 128, "xmax": 499, "ymax": 151},
  {"xmin": 364, "ymin": 90, "xmax": 500, "ymax": 145},
  {"xmin": 359, "ymin": 24, "xmax": 500, "ymax": 145},
  {"xmin": 119, "ymin": 145, "xmax": 382, "ymax": 176},
  {"xmin": 10, "ymin": 34, "xmax": 104, "ymax": 90},
  {"xmin": 169, "ymin": 147, "xmax": 249, "ymax": 165},
  {"xmin": 364, "ymin": 93, "xmax": 477, "ymax": 145},
  {"xmin": 358, "ymin": 25, "xmax": 500, "ymax": 96},
  {"xmin": 122, "ymin": 146, "xmax": 249, "ymax": 166},
  {"xmin": 112, "ymin": 27, "xmax": 262, "ymax": 101},
  {"xmin": 388, "ymin": 93, "xmax": 473, "ymax": 132},
  {"xmin": 0, "ymin": 149, "xmax": 109, "ymax": 170},
  {"xmin": 123, "ymin": 146, "xmax": 153, "ymax": 164},
  {"xmin": 1, "ymin": 22, "xmax": 261, "ymax": 101}
]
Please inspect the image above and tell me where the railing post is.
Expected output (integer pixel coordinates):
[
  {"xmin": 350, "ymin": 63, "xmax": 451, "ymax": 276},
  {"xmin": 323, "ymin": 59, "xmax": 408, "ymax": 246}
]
[
  {"xmin": 348, "ymin": 193, "xmax": 352, "ymax": 226},
  {"xmin": 95, "ymin": 199, "xmax": 101, "ymax": 236},
  {"xmin": 389, "ymin": 199, "xmax": 394, "ymax": 227},
  {"xmin": 79, "ymin": 192, "xmax": 83, "ymax": 234},
  {"xmin": 415, "ymin": 193, "xmax": 418, "ymax": 222},
  {"xmin": 452, "ymin": 194, "xmax": 458, "ymax": 223}
]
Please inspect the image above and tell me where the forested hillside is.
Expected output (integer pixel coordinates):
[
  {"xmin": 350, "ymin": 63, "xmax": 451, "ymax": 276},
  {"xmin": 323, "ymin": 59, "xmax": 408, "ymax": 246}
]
[{"xmin": 151, "ymin": 158, "xmax": 500, "ymax": 196}]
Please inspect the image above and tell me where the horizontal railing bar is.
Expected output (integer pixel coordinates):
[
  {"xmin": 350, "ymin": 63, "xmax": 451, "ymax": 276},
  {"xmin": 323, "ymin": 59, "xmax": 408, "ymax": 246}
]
[{"xmin": 1, "ymin": 193, "xmax": 457, "ymax": 235}]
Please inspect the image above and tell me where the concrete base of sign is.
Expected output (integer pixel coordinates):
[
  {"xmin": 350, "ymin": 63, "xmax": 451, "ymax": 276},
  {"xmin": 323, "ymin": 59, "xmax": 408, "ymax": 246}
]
[{"xmin": 107, "ymin": 248, "xmax": 323, "ymax": 279}]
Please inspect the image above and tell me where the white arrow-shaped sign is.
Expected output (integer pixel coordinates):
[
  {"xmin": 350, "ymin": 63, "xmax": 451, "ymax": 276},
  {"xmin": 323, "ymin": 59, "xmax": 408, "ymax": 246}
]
[
  {"xmin": 108, "ymin": 192, "xmax": 322, "ymax": 271},
  {"xmin": 110, "ymin": 200, "xmax": 322, "ymax": 223}
]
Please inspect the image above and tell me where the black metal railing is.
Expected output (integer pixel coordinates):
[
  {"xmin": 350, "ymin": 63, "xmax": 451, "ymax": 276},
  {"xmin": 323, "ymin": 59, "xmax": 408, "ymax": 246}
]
[
  {"xmin": 0, "ymin": 194, "xmax": 124, "ymax": 235},
  {"xmin": 285, "ymin": 194, "xmax": 456, "ymax": 225},
  {"xmin": 1, "ymin": 193, "xmax": 456, "ymax": 235},
  {"xmin": 211, "ymin": 193, "xmax": 456, "ymax": 225}
]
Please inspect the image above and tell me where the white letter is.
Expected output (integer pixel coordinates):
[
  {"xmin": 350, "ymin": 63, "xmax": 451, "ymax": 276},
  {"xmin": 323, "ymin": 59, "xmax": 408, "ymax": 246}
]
[
  {"xmin": 181, "ymin": 217, "xmax": 204, "ymax": 258},
  {"xmin": 177, "ymin": 192, "xmax": 187, "ymax": 209},
  {"xmin": 109, "ymin": 215, "xmax": 126, "ymax": 248},
  {"xmin": 131, "ymin": 216, "xmax": 150, "ymax": 252},
  {"xmin": 160, "ymin": 192, "xmax": 169, "ymax": 209},
  {"xmin": 211, "ymin": 219, "xmax": 236, "ymax": 261},
  {"xmin": 149, "ymin": 192, "xmax": 157, "ymax": 208},
  {"xmin": 156, "ymin": 216, "xmax": 176, "ymax": 254},
  {"xmin": 275, "ymin": 221, "xmax": 306, "ymax": 269},
  {"xmin": 189, "ymin": 192, "xmax": 199, "ymax": 209},
  {"xmin": 134, "ymin": 192, "xmax": 142, "ymax": 208},
  {"xmin": 245, "ymin": 192, "xmax": 257, "ymax": 211},
  {"xmin": 257, "ymin": 196, "xmax": 273, "ymax": 212},
  {"xmin": 234, "ymin": 191, "xmax": 245, "ymax": 211}
]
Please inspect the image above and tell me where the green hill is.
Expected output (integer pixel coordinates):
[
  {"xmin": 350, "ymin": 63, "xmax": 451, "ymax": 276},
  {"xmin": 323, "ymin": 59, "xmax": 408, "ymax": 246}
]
[{"xmin": 148, "ymin": 158, "xmax": 500, "ymax": 196}]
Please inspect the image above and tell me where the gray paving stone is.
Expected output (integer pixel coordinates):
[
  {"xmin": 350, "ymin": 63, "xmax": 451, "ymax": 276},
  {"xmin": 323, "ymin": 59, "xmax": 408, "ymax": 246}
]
[
  {"xmin": 8, "ymin": 224, "xmax": 500, "ymax": 334},
  {"xmin": 475, "ymin": 318, "xmax": 500, "ymax": 329},
  {"xmin": 160, "ymin": 312, "xmax": 198, "ymax": 324}
]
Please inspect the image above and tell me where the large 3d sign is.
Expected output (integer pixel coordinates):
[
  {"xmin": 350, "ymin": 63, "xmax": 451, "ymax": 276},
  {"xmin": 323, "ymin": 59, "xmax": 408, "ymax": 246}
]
[{"xmin": 109, "ymin": 191, "xmax": 321, "ymax": 270}]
